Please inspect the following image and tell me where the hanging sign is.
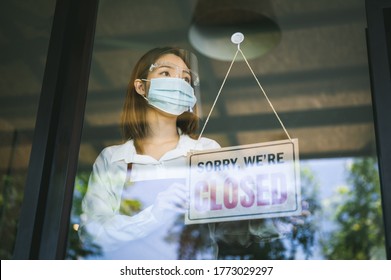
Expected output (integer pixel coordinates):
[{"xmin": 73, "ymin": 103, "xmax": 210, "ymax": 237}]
[{"xmin": 185, "ymin": 139, "xmax": 301, "ymax": 224}]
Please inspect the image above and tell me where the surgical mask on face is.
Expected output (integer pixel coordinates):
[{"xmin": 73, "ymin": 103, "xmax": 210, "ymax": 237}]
[{"xmin": 142, "ymin": 77, "xmax": 197, "ymax": 116}]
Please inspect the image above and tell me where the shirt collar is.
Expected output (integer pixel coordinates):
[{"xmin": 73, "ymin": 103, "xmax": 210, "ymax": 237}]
[{"xmin": 110, "ymin": 140, "xmax": 136, "ymax": 163}]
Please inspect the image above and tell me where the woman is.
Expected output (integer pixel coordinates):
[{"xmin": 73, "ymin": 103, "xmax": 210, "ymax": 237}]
[{"xmin": 79, "ymin": 47, "xmax": 220, "ymax": 259}]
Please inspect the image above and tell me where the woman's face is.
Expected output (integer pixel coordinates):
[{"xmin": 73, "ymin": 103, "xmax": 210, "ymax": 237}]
[{"xmin": 147, "ymin": 54, "xmax": 193, "ymax": 85}]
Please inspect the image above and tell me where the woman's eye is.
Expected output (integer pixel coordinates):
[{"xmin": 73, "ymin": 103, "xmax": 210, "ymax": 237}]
[
  {"xmin": 160, "ymin": 71, "xmax": 170, "ymax": 77},
  {"xmin": 184, "ymin": 77, "xmax": 191, "ymax": 84}
]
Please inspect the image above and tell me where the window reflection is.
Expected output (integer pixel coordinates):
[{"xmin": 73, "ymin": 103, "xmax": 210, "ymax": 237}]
[
  {"xmin": 66, "ymin": 0, "xmax": 386, "ymax": 260},
  {"xmin": 67, "ymin": 157, "xmax": 386, "ymax": 259}
]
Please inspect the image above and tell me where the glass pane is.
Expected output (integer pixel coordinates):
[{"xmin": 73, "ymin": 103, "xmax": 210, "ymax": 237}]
[
  {"xmin": 66, "ymin": 0, "xmax": 386, "ymax": 259},
  {"xmin": 0, "ymin": 1, "xmax": 55, "ymax": 259}
]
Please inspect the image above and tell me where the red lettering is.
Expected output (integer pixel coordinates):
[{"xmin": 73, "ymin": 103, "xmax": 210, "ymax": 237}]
[
  {"xmin": 240, "ymin": 176, "xmax": 255, "ymax": 207},
  {"xmin": 271, "ymin": 172, "xmax": 287, "ymax": 205},
  {"xmin": 223, "ymin": 177, "xmax": 238, "ymax": 209},
  {"xmin": 193, "ymin": 172, "xmax": 288, "ymax": 214},
  {"xmin": 210, "ymin": 179, "xmax": 222, "ymax": 210},
  {"xmin": 256, "ymin": 174, "xmax": 270, "ymax": 206},
  {"xmin": 194, "ymin": 180, "xmax": 208, "ymax": 211}
]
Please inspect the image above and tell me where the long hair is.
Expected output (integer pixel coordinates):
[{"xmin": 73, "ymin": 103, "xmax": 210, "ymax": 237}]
[{"xmin": 121, "ymin": 47, "xmax": 200, "ymax": 141}]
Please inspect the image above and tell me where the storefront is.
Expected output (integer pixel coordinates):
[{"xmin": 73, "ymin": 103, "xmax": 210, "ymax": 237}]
[{"xmin": 1, "ymin": 0, "xmax": 390, "ymax": 259}]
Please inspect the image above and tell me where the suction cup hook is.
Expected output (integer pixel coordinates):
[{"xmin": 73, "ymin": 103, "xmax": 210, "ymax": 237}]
[{"xmin": 231, "ymin": 32, "xmax": 244, "ymax": 49}]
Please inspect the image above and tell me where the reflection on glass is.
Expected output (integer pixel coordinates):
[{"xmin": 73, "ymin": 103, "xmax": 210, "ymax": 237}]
[
  {"xmin": 66, "ymin": 173, "xmax": 102, "ymax": 259},
  {"xmin": 321, "ymin": 157, "xmax": 385, "ymax": 259},
  {"xmin": 212, "ymin": 164, "xmax": 318, "ymax": 260},
  {"xmin": 67, "ymin": 157, "xmax": 386, "ymax": 259},
  {"xmin": 63, "ymin": 1, "xmax": 386, "ymax": 260}
]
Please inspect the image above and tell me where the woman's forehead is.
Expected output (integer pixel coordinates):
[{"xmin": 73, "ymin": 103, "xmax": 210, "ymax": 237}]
[{"xmin": 155, "ymin": 54, "xmax": 188, "ymax": 69}]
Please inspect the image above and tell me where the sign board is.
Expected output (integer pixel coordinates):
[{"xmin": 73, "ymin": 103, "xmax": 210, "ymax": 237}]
[{"xmin": 185, "ymin": 139, "xmax": 301, "ymax": 224}]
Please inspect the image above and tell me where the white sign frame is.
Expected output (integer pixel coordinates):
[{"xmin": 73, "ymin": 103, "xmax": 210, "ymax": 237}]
[{"xmin": 185, "ymin": 139, "xmax": 301, "ymax": 224}]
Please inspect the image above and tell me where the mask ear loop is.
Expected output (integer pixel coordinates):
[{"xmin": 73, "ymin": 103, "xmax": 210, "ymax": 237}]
[{"xmin": 197, "ymin": 32, "xmax": 292, "ymax": 145}]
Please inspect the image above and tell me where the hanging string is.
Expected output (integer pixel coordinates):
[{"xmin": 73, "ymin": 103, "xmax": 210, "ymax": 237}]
[
  {"xmin": 237, "ymin": 45, "xmax": 292, "ymax": 142},
  {"xmin": 197, "ymin": 48, "xmax": 240, "ymax": 141},
  {"xmin": 197, "ymin": 36, "xmax": 292, "ymax": 143}
]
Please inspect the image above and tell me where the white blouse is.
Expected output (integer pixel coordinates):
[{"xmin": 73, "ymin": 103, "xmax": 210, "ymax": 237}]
[{"xmin": 79, "ymin": 134, "xmax": 220, "ymax": 259}]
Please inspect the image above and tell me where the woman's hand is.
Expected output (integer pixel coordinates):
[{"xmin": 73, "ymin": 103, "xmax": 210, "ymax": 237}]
[{"xmin": 151, "ymin": 183, "xmax": 189, "ymax": 220}]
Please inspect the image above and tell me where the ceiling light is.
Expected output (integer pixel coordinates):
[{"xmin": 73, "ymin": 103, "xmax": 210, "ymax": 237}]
[{"xmin": 188, "ymin": 1, "xmax": 281, "ymax": 61}]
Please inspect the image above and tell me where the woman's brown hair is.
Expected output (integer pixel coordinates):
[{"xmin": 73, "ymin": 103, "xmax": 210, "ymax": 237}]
[{"xmin": 121, "ymin": 47, "xmax": 200, "ymax": 141}]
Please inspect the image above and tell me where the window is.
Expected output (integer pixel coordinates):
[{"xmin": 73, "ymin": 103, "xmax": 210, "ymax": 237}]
[
  {"xmin": 61, "ymin": 0, "xmax": 386, "ymax": 260},
  {"xmin": 0, "ymin": 0, "xmax": 55, "ymax": 260}
]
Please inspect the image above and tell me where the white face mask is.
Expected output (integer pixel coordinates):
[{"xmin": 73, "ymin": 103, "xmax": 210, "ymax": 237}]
[{"xmin": 142, "ymin": 77, "xmax": 197, "ymax": 116}]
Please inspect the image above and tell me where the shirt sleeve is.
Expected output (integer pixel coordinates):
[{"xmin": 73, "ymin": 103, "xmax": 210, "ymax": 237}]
[{"xmin": 78, "ymin": 149, "xmax": 164, "ymax": 252}]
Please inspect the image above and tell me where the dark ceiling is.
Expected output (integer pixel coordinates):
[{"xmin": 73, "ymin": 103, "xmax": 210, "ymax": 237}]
[{"xmin": 0, "ymin": 0, "xmax": 377, "ymax": 174}]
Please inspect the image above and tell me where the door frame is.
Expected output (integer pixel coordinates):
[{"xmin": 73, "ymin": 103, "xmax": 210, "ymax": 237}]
[{"xmin": 366, "ymin": 0, "xmax": 391, "ymax": 259}]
